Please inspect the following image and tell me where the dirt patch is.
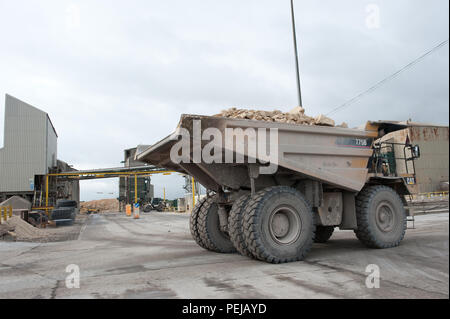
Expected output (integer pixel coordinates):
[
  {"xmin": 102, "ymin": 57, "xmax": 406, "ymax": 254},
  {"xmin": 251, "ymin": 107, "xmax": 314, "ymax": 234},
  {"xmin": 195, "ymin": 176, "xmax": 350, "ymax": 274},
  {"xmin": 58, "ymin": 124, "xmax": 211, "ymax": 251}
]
[
  {"xmin": 80, "ymin": 199, "xmax": 119, "ymax": 213},
  {"xmin": 1, "ymin": 215, "xmax": 88, "ymax": 243},
  {"xmin": 3, "ymin": 216, "xmax": 49, "ymax": 241}
]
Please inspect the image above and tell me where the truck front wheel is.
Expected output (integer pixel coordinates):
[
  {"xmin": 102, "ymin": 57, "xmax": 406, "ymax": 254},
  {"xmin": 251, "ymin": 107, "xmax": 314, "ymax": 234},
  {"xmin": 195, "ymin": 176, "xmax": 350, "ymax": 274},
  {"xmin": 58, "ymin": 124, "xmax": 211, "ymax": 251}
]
[
  {"xmin": 354, "ymin": 185, "xmax": 406, "ymax": 248},
  {"xmin": 242, "ymin": 186, "xmax": 315, "ymax": 263}
]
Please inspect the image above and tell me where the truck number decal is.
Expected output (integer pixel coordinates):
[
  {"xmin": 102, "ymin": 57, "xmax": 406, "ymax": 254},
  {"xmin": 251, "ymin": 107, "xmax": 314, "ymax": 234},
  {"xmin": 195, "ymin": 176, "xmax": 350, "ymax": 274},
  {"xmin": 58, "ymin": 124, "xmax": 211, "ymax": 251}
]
[
  {"xmin": 336, "ymin": 137, "xmax": 373, "ymax": 148},
  {"xmin": 355, "ymin": 138, "xmax": 368, "ymax": 146}
]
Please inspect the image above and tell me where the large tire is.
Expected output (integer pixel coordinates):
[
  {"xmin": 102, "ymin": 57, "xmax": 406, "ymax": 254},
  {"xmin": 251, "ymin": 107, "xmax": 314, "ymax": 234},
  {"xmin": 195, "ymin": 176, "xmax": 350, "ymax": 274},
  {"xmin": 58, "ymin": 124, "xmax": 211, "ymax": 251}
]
[
  {"xmin": 314, "ymin": 226, "xmax": 334, "ymax": 243},
  {"xmin": 242, "ymin": 186, "xmax": 315, "ymax": 263},
  {"xmin": 228, "ymin": 194, "xmax": 253, "ymax": 257},
  {"xmin": 354, "ymin": 185, "xmax": 406, "ymax": 248},
  {"xmin": 29, "ymin": 212, "xmax": 48, "ymax": 224},
  {"xmin": 197, "ymin": 196, "xmax": 236, "ymax": 253},
  {"xmin": 143, "ymin": 204, "xmax": 153, "ymax": 213},
  {"xmin": 189, "ymin": 196, "xmax": 209, "ymax": 249},
  {"xmin": 51, "ymin": 207, "xmax": 74, "ymax": 220},
  {"xmin": 56, "ymin": 200, "xmax": 78, "ymax": 208}
]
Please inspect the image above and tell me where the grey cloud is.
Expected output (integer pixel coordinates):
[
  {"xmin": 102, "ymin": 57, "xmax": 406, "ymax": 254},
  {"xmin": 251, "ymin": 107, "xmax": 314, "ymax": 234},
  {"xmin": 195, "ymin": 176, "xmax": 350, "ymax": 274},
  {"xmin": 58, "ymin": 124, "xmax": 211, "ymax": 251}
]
[{"xmin": 0, "ymin": 0, "xmax": 448, "ymax": 200}]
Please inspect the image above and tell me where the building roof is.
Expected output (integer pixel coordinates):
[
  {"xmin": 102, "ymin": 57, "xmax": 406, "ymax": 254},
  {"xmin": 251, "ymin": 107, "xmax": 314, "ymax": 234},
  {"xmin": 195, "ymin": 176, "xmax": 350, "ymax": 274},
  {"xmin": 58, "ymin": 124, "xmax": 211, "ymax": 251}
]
[
  {"xmin": 5, "ymin": 94, "xmax": 58, "ymax": 137},
  {"xmin": 374, "ymin": 120, "xmax": 448, "ymax": 128}
]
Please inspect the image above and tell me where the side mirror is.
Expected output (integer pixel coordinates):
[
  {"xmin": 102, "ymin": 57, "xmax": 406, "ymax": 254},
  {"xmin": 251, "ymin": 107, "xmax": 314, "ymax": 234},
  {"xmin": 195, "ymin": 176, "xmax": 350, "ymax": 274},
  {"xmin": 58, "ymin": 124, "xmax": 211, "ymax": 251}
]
[{"xmin": 412, "ymin": 145, "xmax": 421, "ymax": 159}]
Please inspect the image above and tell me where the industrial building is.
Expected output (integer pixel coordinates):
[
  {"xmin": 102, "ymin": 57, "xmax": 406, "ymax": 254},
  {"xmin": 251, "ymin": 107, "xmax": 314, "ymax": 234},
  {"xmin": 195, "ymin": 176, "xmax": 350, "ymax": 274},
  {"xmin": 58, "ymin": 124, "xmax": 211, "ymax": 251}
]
[
  {"xmin": 0, "ymin": 94, "xmax": 79, "ymax": 206},
  {"xmin": 118, "ymin": 147, "xmax": 154, "ymax": 210},
  {"xmin": 379, "ymin": 122, "xmax": 449, "ymax": 193}
]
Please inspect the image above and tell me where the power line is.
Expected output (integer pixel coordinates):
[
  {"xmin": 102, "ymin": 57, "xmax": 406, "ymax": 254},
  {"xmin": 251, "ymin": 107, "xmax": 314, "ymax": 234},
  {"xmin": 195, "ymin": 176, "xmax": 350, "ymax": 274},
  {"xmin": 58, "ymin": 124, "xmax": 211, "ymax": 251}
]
[{"xmin": 326, "ymin": 39, "xmax": 449, "ymax": 116}]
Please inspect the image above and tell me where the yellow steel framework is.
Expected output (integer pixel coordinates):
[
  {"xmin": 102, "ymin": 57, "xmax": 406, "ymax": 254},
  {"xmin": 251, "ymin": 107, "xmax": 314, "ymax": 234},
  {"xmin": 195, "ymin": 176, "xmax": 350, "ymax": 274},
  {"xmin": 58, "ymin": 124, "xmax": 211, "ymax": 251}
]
[
  {"xmin": 192, "ymin": 177, "xmax": 196, "ymax": 207},
  {"xmin": 41, "ymin": 170, "xmax": 177, "ymax": 210},
  {"xmin": 0, "ymin": 206, "xmax": 13, "ymax": 224}
]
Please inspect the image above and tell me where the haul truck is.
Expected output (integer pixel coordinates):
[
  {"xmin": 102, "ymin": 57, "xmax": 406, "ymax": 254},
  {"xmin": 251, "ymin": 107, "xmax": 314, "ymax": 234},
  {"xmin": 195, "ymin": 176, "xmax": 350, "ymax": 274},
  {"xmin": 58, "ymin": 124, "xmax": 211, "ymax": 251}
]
[{"xmin": 136, "ymin": 115, "xmax": 420, "ymax": 263}]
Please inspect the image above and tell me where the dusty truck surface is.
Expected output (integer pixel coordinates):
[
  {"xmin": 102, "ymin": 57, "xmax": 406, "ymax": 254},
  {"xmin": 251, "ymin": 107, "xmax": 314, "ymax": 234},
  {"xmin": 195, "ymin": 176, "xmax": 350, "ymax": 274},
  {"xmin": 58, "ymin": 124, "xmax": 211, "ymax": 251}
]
[{"xmin": 136, "ymin": 115, "xmax": 421, "ymax": 263}]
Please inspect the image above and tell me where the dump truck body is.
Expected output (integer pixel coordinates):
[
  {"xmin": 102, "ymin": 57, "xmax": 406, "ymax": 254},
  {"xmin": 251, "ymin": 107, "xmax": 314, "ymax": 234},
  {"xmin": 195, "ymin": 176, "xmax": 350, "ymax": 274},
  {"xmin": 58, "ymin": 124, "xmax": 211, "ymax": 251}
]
[{"xmin": 137, "ymin": 115, "xmax": 415, "ymax": 193}]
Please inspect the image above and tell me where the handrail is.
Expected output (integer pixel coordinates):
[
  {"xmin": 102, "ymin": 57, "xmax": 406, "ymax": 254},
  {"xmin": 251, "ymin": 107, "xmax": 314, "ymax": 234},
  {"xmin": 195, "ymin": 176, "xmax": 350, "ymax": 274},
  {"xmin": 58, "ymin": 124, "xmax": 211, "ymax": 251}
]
[{"xmin": 409, "ymin": 191, "xmax": 449, "ymax": 201}]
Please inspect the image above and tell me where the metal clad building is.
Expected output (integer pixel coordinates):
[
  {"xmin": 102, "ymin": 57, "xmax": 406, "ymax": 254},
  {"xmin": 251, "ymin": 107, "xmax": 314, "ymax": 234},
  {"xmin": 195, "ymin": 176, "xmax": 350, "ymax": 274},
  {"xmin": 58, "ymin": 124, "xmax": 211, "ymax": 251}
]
[
  {"xmin": 119, "ymin": 148, "xmax": 154, "ymax": 208},
  {"xmin": 380, "ymin": 123, "xmax": 449, "ymax": 193},
  {"xmin": 410, "ymin": 125, "xmax": 449, "ymax": 193},
  {"xmin": 0, "ymin": 94, "xmax": 58, "ymax": 193}
]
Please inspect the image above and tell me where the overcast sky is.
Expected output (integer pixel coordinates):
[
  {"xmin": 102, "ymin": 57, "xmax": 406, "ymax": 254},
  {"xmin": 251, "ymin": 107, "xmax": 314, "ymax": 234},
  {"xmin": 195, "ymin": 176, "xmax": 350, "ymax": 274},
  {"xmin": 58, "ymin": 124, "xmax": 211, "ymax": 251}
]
[{"xmin": 0, "ymin": 0, "xmax": 448, "ymax": 201}]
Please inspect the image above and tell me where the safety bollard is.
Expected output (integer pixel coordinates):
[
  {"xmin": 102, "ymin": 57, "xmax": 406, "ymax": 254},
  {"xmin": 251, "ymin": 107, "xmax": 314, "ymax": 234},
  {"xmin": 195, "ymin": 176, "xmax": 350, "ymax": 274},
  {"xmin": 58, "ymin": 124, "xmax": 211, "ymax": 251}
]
[
  {"xmin": 2, "ymin": 207, "xmax": 6, "ymax": 222},
  {"xmin": 8, "ymin": 206, "xmax": 12, "ymax": 218},
  {"xmin": 126, "ymin": 204, "xmax": 132, "ymax": 217},
  {"xmin": 133, "ymin": 203, "xmax": 140, "ymax": 219}
]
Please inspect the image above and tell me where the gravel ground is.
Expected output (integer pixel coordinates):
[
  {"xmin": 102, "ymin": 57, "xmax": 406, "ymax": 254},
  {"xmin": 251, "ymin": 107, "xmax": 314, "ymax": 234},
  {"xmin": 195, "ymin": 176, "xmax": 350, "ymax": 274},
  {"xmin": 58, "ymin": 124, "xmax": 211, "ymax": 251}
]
[{"xmin": 0, "ymin": 211, "xmax": 447, "ymax": 299}]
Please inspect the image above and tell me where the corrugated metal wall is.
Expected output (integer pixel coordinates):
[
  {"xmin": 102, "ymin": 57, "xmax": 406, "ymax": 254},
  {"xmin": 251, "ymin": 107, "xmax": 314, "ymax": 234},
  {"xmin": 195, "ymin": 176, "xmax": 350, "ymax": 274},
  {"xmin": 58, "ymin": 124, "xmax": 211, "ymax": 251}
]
[
  {"xmin": 0, "ymin": 94, "xmax": 57, "ymax": 192},
  {"xmin": 46, "ymin": 116, "xmax": 58, "ymax": 169}
]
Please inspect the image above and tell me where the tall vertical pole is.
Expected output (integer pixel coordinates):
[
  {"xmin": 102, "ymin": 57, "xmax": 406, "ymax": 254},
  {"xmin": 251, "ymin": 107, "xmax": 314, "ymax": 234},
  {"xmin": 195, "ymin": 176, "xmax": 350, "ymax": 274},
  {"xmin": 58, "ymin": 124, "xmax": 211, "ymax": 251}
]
[
  {"xmin": 45, "ymin": 175, "xmax": 49, "ymax": 208},
  {"xmin": 134, "ymin": 174, "xmax": 138, "ymax": 204},
  {"xmin": 290, "ymin": 0, "xmax": 303, "ymax": 107}
]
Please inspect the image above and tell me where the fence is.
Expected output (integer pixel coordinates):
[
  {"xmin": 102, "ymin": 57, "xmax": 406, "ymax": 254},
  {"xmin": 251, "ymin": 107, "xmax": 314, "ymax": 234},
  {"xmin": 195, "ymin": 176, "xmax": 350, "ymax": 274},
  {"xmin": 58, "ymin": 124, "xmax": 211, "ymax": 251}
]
[{"xmin": 410, "ymin": 191, "xmax": 449, "ymax": 201}]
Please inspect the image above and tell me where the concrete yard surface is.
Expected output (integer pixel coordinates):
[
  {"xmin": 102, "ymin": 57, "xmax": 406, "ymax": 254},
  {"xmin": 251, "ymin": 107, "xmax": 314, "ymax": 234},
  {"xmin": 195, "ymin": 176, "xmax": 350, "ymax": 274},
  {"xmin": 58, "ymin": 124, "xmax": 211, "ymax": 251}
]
[{"xmin": 0, "ymin": 212, "xmax": 448, "ymax": 299}]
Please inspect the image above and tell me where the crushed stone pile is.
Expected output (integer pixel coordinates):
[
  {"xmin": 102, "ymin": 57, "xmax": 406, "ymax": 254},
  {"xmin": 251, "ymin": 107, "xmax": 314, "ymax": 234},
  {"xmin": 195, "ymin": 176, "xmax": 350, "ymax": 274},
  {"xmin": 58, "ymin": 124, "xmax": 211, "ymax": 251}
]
[
  {"xmin": 4, "ymin": 216, "xmax": 50, "ymax": 241},
  {"xmin": 215, "ymin": 107, "xmax": 348, "ymax": 128},
  {"xmin": 80, "ymin": 199, "xmax": 119, "ymax": 213},
  {"xmin": 0, "ymin": 224, "xmax": 15, "ymax": 237}
]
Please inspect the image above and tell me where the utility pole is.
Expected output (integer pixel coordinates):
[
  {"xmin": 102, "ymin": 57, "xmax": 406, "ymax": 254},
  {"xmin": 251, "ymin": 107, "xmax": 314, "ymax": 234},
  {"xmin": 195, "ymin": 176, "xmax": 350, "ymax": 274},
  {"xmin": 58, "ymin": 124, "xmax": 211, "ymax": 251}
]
[{"xmin": 290, "ymin": 0, "xmax": 303, "ymax": 107}]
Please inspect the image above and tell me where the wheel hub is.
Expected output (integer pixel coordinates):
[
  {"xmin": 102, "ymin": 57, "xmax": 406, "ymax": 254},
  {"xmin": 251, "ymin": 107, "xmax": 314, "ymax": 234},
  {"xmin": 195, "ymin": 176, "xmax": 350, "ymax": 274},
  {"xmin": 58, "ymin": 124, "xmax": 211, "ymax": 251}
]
[
  {"xmin": 376, "ymin": 202, "xmax": 395, "ymax": 232},
  {"xmin": 271, "ymin": 214, "xmax": 289, "ymax": 237},
  {"xmin": 269, "ymin": 206, "xmax": 301, "ymax": 245}
]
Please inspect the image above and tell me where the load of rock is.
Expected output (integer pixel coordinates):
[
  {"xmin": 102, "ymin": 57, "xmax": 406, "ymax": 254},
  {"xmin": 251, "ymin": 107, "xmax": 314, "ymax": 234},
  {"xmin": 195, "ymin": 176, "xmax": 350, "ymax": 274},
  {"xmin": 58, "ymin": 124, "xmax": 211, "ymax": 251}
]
[
  {"xmin": 215, "ymin": 107, "xmax": 348, "ymax": 128},
  {"xmin": 80, "ymin": 199, "xmax": 119, "ymax": 213}
]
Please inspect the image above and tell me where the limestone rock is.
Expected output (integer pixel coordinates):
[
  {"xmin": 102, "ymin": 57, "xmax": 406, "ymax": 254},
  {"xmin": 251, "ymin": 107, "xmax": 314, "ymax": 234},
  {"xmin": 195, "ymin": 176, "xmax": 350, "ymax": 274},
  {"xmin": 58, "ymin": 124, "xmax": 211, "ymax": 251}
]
[
  {"xmin": 214, "ymin": 107, "xmax": 336, "ymax": 127},
  {"xmin": 288, "ymin": 106, "xmax": 305, "ymax": 116},
  {"xmin": 314, "ymin": 114, "xmax": 335, "ymax": 127}
]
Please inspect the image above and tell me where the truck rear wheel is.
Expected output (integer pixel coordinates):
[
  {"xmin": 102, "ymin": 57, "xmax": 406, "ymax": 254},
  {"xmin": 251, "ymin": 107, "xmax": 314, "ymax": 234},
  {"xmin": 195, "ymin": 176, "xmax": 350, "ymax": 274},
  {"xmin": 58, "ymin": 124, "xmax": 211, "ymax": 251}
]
[
  {"xmin": 242, "ymin": 186, "xmax": 315, "ymax": 263},
  {"xmin": 189, "ymin": 196, "xmax": 209, "ymax": 249},
  {"xmin": 314, "ymin": 226, "xmax": 334, "ymax": 243},
  {"xmin": 354, "ymin": 185, "xmax": 406, "ymax": 248},
  {"xmin": 197, "ymin": 196, "xmax": 236, "ymax": 253},
  {"xmin": 228, "ymin": 194, "xmax": 253, "ymax": 257}
]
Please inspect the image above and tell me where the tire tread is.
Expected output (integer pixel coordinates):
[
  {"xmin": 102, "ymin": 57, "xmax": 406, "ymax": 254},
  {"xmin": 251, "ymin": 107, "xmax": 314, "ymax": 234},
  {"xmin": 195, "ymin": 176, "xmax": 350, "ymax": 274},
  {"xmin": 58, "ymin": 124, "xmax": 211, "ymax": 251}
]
[
  {"xmin": 228, "ymin": 194, "xmax": 253, "ymax": 257},
  {"xmin": 354, "ymin": 185, "xmax": 406, "ymax": 248},
  {"xmin": 242, "ymin": 186, "xmax": 315, "ymax": 263}
]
